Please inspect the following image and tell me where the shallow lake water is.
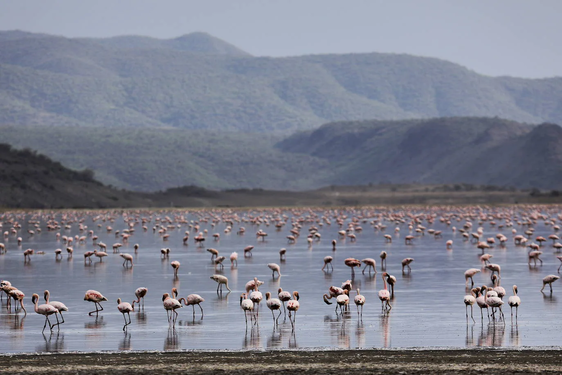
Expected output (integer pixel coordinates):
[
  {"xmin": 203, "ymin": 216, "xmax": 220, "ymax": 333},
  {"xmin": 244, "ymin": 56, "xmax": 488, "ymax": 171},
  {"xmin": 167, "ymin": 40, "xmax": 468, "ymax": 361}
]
[{"xmin": 0, "ymin": 206, "xmax": 561, "ymax": 353}]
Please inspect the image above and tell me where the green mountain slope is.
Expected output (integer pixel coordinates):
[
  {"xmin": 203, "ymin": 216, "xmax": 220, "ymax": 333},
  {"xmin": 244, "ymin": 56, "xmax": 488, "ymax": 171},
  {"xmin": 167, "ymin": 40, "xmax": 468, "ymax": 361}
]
[
  {"xmin": 1, "ymin": 31, "xmax": 562, "ymax": 133},
  {"xmin": 276, "ymin": 117, "xmax": 562, "ymax": 190}
]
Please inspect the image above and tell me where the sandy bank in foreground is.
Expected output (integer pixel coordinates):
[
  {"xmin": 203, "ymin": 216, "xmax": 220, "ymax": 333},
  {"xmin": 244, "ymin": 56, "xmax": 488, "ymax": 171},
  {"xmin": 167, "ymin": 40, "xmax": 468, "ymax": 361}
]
[{"xmin": 1, "ymin": 349, "xmax": 562, "ymax": 374}]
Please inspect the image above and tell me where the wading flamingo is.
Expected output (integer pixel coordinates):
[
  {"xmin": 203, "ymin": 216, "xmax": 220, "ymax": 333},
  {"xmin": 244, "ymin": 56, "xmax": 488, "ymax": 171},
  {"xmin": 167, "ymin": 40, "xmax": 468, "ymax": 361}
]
[
  {"xmin": 84, "ymin": 290, "xmax": 107, "ymax": 316},
  {"xmin": 32, "ymin": 293, "xmax": 58, "ymax": 333},
  {"xmin": 117, "ymin": 298, "xmax": 134, "ymax": 330}
]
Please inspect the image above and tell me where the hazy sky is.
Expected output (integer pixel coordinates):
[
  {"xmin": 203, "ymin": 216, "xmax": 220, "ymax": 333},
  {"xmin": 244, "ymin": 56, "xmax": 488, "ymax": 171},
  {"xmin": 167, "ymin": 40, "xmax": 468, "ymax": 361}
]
[{"xmin": 2, "ymin": 0, "xmax": 561, "ymax": 78}]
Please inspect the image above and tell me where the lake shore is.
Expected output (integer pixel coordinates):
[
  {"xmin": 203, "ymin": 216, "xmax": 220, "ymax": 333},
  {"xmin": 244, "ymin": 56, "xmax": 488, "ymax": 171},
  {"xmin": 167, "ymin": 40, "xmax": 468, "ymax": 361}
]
[{"xmin": 2, "ymin": 349, "xmax": 562, "ymax": 374}]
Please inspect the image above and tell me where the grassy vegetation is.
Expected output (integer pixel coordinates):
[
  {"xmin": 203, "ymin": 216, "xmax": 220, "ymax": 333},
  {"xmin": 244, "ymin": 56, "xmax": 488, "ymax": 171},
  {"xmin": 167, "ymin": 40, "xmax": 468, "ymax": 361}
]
[{"xmin": 1, "ymin": 31, "xmax": 562, "ymax": 135}]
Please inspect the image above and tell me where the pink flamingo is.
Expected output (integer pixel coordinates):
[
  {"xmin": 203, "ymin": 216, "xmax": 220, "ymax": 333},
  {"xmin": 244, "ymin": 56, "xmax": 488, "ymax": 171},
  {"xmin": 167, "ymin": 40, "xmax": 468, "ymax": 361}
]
[
  {"xmin": 287, "ymin": 291, "xmax": 300, "ymax": 331},
  {"xmin": 361, "ymin": 258, "xmax": 377, "ymax": 274},
  {"xmin": 475, "ymin": 286, "xmax": 489, "ymax": 320},
  {"xmin": 383, "ymin": 272, "xmax": 396, "ymax": 298},
  {"xmin": 322, "ymin": 256, "xmax": 333, "ymax": 271},
  {"xmin": 162, "ymin": 289, "xmax": 182, "ymax": 325},
  {"xmin": 117, "ymin": 298, "xmax": 134, "ymax": 330},
  {"xmin": 267, "ymin": 263, "xmax": 281, "ymax": 277},
  {"xmin": 84, "ymin": 290, "xmax": 107, "ymax": 316},
  {"xmin": 380, "ymin": 251, "xmax": 387, "ymax": 269},
  {"xmin": 463, "ymin": 288, "xmax": 476, "ymax": 322},
  {"xmin": 378, "ymin": 273, "xmax": 392, "ymax": 313},
  {"xmin": 83, "ymin": 251, "xmax": 94, "ymax": 263},
  {"xmin": 120, "ymin": 253, "xmax": 133, "ymax": 267},
  {"xmin": 278, "ymin": 287, "xmax": 291, "ymax": 317},
  {"xmin": 401, "ymin": 258, "xmax": 414, "ymax": 273},
  {"xmin": 132, "ymin": 287, "xmax": 148, "ymax": 310},
  {"xmin": 23, "ymin": 248, "xmax": 34, "ymax": 262},
  {"xmin": 32, "ymin": 293, "xmax": 58, "ymax": 332},
  {"xmin": 240, "ymin": 293, "xmax": 254, "ymax": 326},
  {"xmin": 230, "ymin": 252, "xmax": 238, "ymax": 267},
  {"xmin": 507, "ymin": 285, "xmax": 521, "ymax": 321},
  {"xmin": 265, "ymin": 292, "xmax": 282, "ymax": 325},
  {"xmin": 354, "ymin": 288, "xmax": 366, "ymax": 318},
  {"xmin": 179, "ymin": 293, "xmax": 205, "ymax": 319},
  {"xmin": 464, "ymin": 268, "xmax": 480, "ymax": 287},
  {"xmin": 249, "ymin": 277, "xmax": 263, "ymax": 317},
  {"xmin": 541, "ymin": 275, "xmax": 560, "ymax": 293},
  {"xmin": 210, "ymin": 275, "xmax": 231, "ymax": 293},
  {"xmin": 171, "ymin": 260, "xmax": 180, "ymax": 276},
  {"xmin": 44, "ymin": 290, "xmax": 68, "ymax": 325},
  {"xmin": 344, "ymin": 258, "xmax": 361, "ymax": 278}
]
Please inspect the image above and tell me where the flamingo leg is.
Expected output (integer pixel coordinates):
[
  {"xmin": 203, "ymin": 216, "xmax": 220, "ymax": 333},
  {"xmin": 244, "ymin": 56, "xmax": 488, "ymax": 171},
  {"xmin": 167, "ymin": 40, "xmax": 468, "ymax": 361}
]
[
  {"xmin": 276, "ymin": 309, "xmax": 282, "ymax": 325},
  {"xmin": 470, "ymin": 305, "xmax": 475, "ymax": 323}
]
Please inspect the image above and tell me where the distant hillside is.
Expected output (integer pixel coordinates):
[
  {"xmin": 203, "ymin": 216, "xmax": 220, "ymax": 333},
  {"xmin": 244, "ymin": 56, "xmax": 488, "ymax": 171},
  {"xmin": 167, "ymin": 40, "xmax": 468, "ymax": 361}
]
[
  {"xmin": 0, "ymin": 143, "xmax": 151, "ymax": 208},
  {"xmin": 276, "ymin": 117, "xmax": 562, "ymax": 190},
  {"xmin": 0, "ymin": 125, "xmax": 333, "ymax": 192},
  {"xmin": 2, "ymin": 117, "xmax": 562, "ymax": 191},
  {"xmin": 1, "ymin": 31, "xmax": 562, "ymax": 133}
]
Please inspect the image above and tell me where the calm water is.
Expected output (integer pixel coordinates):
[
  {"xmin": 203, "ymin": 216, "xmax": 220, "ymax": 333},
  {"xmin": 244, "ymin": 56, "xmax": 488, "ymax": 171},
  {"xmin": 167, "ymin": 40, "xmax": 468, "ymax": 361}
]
[{"xmin": 0, "ymin": 207, "xmax": 561, "ymax": 354}]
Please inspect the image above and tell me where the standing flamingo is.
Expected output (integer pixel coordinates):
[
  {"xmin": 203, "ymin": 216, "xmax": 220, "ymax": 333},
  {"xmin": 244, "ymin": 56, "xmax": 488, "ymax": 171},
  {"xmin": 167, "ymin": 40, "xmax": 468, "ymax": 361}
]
[
  {"xmin": 401, "ymin": 258, "xmax": 414, "ymax": 273},
  {"xmin": 210, "ymin": 274, "xmax": 231, "ymax": 293},
  {"xmin": 84, "ymin": 290, "xmax": 107, "ymax": 316},
  {"xmin": 7, "ymin": 289, "xmax": 26, "ymax": 315},
  {"xmin": 541, "ymin": 275, "xmax": 559, "ymax": 293},
  {"xmin": 132, "ymin": 287, "xmax": 148, "ymax": 310},
  {"xmin": 44, "ymin": 290, "xmax": 68, "ymax": 325},
  {"xmin": 378, "ymin": 273, "xmax": 392, "ymax": 313},
  {"xmin": 344, "ymin": 258, "xmax": 361, "ymax": 278},
  {"xmin": 379, "ymin": 251, "xmax": 387, "ymax": 269},
  {"xmin": 287, "ymin": 291, "xmax": 300, "ymax": 331},
  {"xmin": 265, "ymin": 292, "xmax": 282, "ymax": 325},
  {"xmin": 230, "ymin": 252, "xmax": 238, "ymax": 267},
  {"xmin": 267, "ymin": 263, "xmax": 281, "ymax": 278},
  {"xmin": 249, "ymin": 277, "xmax": 263, "ymax": 318},
  {"xmin": 335, "ymin": 291, "xmax": 350, "ymax": 315},
  {"xmin": 475, "ymin": 286, "xmax": 489, "ymax": 321},
  {"xmin": 120, "ymin": 253, "xmax": 133, "ymax": 267},
  {"xmin": 240, "ymin": 293, "xmax": 254, "ymax": 326},
  {"xmin": 361, "ymin": 258, "xmax": 377, "ymax": 274},
  {"xmin": 464, "ymin": 268, "xmax": 480, "ymax": 287},
  {"xmin": 463, "ymin": 288, "xmax": 476, "ymax": 322},
  {"xmin": 507, "ymin": 285, "xmax": 521, "ymax": 321},
  {"xmin": 354, "ymin": 288, "xmax": 366, "ymax": 318},
  {"xmin": 322, "ymin": 256, "xmax": 333, "ymax": 271},
  {"xmin": 162, "ymin": 290, "xmax": 182, "ymax": 325},
  {"xmin": 117, "ymin": 298, "xmax": 134, "ymax": 330},
  {"xmin": 171, "ymin": 260, "xmax": 180, "ymax": 277},
  {"xmin": 278, "ymin": 287, "xmax": 291, "ymax": 318},
  {"xmin": 32, "ymin": 293, "xmax": 58, "ymax": 333},
  {"xmin": 179, "ymin": 293, "xmax": 205, "ymax": 319},
  {"xmin": 383, "ymin": 272, "xmax": 396, "ymax": 298}
]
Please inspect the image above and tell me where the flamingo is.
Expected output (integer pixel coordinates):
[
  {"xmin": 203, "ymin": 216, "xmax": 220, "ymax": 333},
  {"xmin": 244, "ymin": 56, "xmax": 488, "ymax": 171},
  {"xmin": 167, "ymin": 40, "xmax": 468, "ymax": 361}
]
[
  {"xmin": 132, "ymin": 287, "xmax": 148, "ymax": 310},
  {"xmin": 245, "ymin": 278, "xmax": 264, "ymax": 293},
  {"xmin": 44, "ymin": 290, "xmax": 68, "ymax": 325},
  {"xmin": 507, "ymin": 285, "xmax": 521, "ymax": 320},
  {"xmin": 344, "ymin": 258, "xmax": 361, "ymax": 278},
  {"xmin": 214, "ymin": 256, "xmax": 226, "ymax": 269},
  {"xmin": 230, "ymin": 252, "xmax": 238, "ymax": 267},
  {"xmin": 83, "ymin": 251, "xmax": 94, "ymax": 263},
  {"xmin": 486, "ymin": 263, "xmax": 501, "ymax": 280},
  {"xmin": 265, "ymin": 292, "xmax": 282, "ymax": 325},
  {"xmin": 210, "ymin": 274, "xmax": 231, "ymax": 293},
  {"xmin": 278, "ymin": 287, "xmax": 291, "ymax": 317},
  {"xmin": 84, "ymin": 290, "xmax": 107, "ymax": 316},
  {"xmin": 55, "ymin": 248, "xmax": 62, "ymax": 260},
  {"xmin": 463, "ymin": 288, "xmax": 476, "ymax": 322},
  {"xmin": 491, "ymin": 274, "xmax": 506, "ymax": 299},
  {"xmin": 179, "ymin": 293, "xmax": 205, "ymax": 319},
  {"xmin": 207, "ymin": 248, "xmax": 219, "ymax": 260},
  {"xmin": 117, "ymin": 298, "xmax": 134, "ymax": 331},
  {"xmin": 322, "ymin": 256, "xmax": 333, "ymax": 271},
  {"xmin": 23, "ymin": 248, "xmax": 34, "ymax": 262},
  {"xmin": 240, "ymin": 293, "xmax": 254, "ymax": 326},
  {"xmin": 401, "ymin": 258, "xmax": 414, "ymax": 273},
  {"xmin": 380, "ymin": 251, "xmax": 387, "ymax": 269},
  {"xmin": 243, "ymin": 245, "xmax": 254, "ymax": 257},
  {"xmin": 335, "ymin": 291, "xmax": 350, "ymax": 314},
  {"xmin": 528, "ymin": 249, "xmax": 543, "ymax": 266},
  {"xmin": 287, "ymin": 291, "xmax": 300, "ymax": 331},
  {"xmin": 383, "ymin": 272, "xmax": 396, "ymax": 298},
  {"xmin": 480, "ymin": 253, "xmax": 493, "ymax": 265},
  {"xmin": 279, "ymin": 248, "xmax": 286, "ymax": 260},
  {"xmin": 171, "ymin": 260, "xmax": 180, "ymax": 276},
  {"xmin": 361, "ymin": 258, "xmax": 377, "ymax": 274},
  {"xmin": 120, "ymin": 253, "xmax": 133, "ymax": 267},
  {"xmin": 7, "ymin": 289, "xmax": 26, "ymax": 315},
  {"xmin": 446, "ymin": 240, "xmax": 453, "ymax": 249},
  {"xmin": 464, "ymin": 268, "xmax": 480, "ymax": 287},
  {"xmin": 32, "ymin": 293, "xmax": 59, "ymax": 333},
  {"xmin": 162, "ymin": 290, "xmax": 182, "ymax": 325},
  {"xmin": 378, "ymin": 273, "xmax": 392, "ymax": 313},
  {"xmin": 249, "ymin": 277, "xmax": 263, "ymax": 318},
  {"xmin": 94, "ymin": 249, "xmax": 107, "ymax": 262},
  {"xmin": 475, "ymin": 286, "xmax": 489, "ymax": 320},
  {"xmin": 354, "ymin": 288, "xmax": 365, "ymax": 318},
  {"xmin": 557, "ymin": 256, "xmax": 562, "ymax": 272},
  {"xmin": 541, "ymin": 275, "xmax": 560, "ymax": 293},
  {"xmin": 267, "ymin": 263, "xmax": 281, "ymax": 278},
  {"xmin": 486, "ymin": 289, "xmax": 504, "ymax": 321}
]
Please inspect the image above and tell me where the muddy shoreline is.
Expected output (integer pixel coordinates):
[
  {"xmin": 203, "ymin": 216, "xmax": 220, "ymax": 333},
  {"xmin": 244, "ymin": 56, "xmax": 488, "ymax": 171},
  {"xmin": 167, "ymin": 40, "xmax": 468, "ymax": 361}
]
[{"xmin": 2, "ymin": 349, "xmax": 562, "ymax": 374}]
